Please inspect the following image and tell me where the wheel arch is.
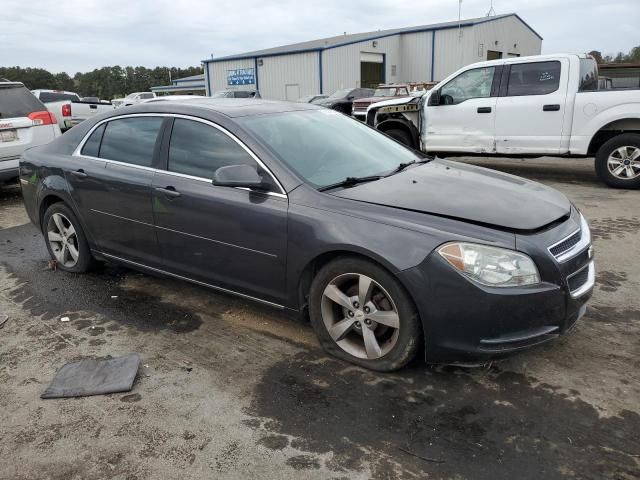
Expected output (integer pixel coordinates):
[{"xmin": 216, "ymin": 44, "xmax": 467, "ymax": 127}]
[
  {"xmin": 376, "ymin": 118, "xmax": 419, "ymax": 149},
  {"xmin": 587, "ymin": 117, "xmax": 640, "ymax": 156}
]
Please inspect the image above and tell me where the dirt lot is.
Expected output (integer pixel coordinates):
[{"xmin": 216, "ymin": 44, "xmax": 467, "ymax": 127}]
[{"xmin": 0, "ymin": 157, "xmax": 638, "ymax": 480}]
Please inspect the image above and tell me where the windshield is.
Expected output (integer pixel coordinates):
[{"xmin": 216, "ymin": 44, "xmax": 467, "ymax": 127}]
[
  {"xmin": 329, "ymin": 88, "xmax": 352, "ymax": 99},
  {"xmin": 374, "ymin": 87, "xmax": 404, "ymax": 97},
  {"xmin": 125, "ymin": 93, "xmax": 138, "ymax": 99},
  {"xmin": 240, "ymin": 110, "xmax": 420, "ymax": 188}
]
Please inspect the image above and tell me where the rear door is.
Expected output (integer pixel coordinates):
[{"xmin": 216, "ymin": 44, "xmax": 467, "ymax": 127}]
[
  {"xmin": 424, "ymin": 65, "xmax": 500, "ymax": 153},
  {"xmin": 494, "ymin": 59, "xmax": 569, "ymax": 154},
  {"xmin": 69, "ymin": 115, "xmax": 166, "ymax": 266},
  {"xmin": 152, "ymin": 116, "xmax": 288, "ymax": 305}
]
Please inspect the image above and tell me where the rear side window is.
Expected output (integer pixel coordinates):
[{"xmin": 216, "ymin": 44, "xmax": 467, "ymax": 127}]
[
  {"xmin": 0, "ymin": 85, "xmax": 46, "ymax": 119},
  {"xmin": 139, "ymin": 93, "xmax": 154, "ymax": 99},
  {"xmin": 80, "ymin": 124, "xmax": 106, "ymax": 157},
  {"xmin": 37, "ymin": 92, "xmax": 79, "ymax": 103},
  {"xmin": 99, "ymin": 117, "xmax": 164, "ymax": 167},
  {"xmin": 578, "ymin": 58, "xmax": 599, "ymax": 92},
  {"xmin": 168, "ymin": 118, "xmax": 256, "ymax": 179},
  {"xmin": 507, "ymin": 61, "xmax": 561, "ymax": 96}
]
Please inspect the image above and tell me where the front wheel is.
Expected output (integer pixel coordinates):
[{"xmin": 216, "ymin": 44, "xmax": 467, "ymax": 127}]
[
  {"xmin": 385, "ymin": 128, "xmax": 414, "ymax": 148},
  {"xmin": 595, "ymin": 133, "xmax": 640, "ymax": 189},
  {"xmin": 309, "ymin": 257, "xmax": 422, "ymax": 371}
]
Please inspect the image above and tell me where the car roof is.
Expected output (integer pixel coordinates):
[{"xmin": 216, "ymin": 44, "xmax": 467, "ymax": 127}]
[{"xmin": 130, "ymin": 98, "xmax": 322, "ymax": 118}]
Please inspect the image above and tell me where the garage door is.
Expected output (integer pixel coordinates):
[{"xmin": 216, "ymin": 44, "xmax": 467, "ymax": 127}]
[{"xmin": 360, "ymin": 52, "xmax": 384, "ymax": 89}]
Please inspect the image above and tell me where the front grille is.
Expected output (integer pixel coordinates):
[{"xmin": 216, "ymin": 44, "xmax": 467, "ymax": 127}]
[
  {"xmin": 352, "ymin": 103, "xmax": 368, "ymax": 111},
  {"xmin": 549, "ymin": 230, "xmax": 581, "ymax": 257},
  {"xmin": 568, "ymin": 266, "xmax": 590, "ymax": 293}
]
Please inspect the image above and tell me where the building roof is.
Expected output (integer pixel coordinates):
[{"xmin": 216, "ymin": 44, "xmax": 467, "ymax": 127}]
[
  {"xmin": 203, "ymin": 13, "xmax": 541, "ymax": 63},
  {"xmin": 173, "ymin": 73, "xmax": 205, "ymax": 83}
]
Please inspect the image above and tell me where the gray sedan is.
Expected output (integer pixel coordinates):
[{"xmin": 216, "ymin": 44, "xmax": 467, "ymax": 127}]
[{"xmin": 19, "ymin": 99, "xmax": 594, "ymax": 371}]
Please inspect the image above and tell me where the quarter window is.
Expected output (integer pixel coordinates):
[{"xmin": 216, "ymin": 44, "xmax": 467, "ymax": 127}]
[
  {"xmin": 99, "ymin": 117, "xmax": 164, "ymax": 167},
  {"xmin": 168, "ymin": 119, "xmax": 257, "ymax": 179},
  {"xmin": 439, "ymin": 67, "xmax": 496, "ymax": 105},
  {"xmin": 506, "ymin": 61, "xmax": 561, "ymax": 96},
  {"xmin": 80, "ymin": 124, "xmax": 106, "ymax": 157}
]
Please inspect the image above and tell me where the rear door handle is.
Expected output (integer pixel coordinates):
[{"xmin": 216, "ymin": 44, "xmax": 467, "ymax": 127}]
[
  {"xmin": 155, "ymin": 186, "xmax": 181, "ymax": 198},
  {"xmin": 477, "ymin": 107, "xmax": 492, "ymax": 113},
  {"xmin": 543, "ymin": 104, "xmax": 561, "ymax": 111},
  {"xmin": 71, "ymin": 169, "xmax": 88, "ymax": 179}
]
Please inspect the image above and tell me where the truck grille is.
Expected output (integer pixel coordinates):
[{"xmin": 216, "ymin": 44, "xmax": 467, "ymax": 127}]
[{"xmin": 352, "ymin": 102, "xmax": 368, "ymax": 111}]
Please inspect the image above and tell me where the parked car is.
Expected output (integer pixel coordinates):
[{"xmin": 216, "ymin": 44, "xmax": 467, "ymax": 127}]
[
  {"xmin": 142, "ymin": 95, "xmax": 206, "ymax": 103},
  {"xmin": 20, "ymin": 99, "xmax": 594, "ymax": 371},
  {"xmin": 0, "ymin": 81, "xmax": 60, "ymax": 185},
  {"xmin": 351, "ymin": 84, "xmax": 411, "ymax": 120},
  {"xmin": 211, "ymin": 89, "xmax": 261, "ymax": 99},
  {"xmin": 313, "ymin": 88, "xmax": 374, "ymax": 114},
  {"xmin": 297, "ymin": 94, "xmax": 328, "ymax": 103},
  {"xmin": 367, "ymin": 53, "xmax": 640, "ymax": 189},
  {"xmin": 111, "ymin": 92, "xmax": 156, "ymax": 108},
  {"xmin": 31, "ymin": 90, "xmax": 115, "ymax": 131}
]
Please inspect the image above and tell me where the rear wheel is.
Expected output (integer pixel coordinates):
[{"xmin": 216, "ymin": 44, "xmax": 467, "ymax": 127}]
[
  {"xmin": 385, "ymin": 128, "xmax": 413, "ymax": 148},
  {"xmin": 42, "ymin": 203, "xmax": 96, "ymax": 273},
  {"xmin": 595, "ymin": 133, "xmax": 640, "ymax": 189},
  {"xmin": 309, "ymin": 257, "xmax": 421, "ymax": 371}
]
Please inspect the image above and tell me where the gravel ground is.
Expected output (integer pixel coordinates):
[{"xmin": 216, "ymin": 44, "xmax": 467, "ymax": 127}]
[{"xmin": 0, "ymin": 157, "xmax": 638, "ymax": 480}]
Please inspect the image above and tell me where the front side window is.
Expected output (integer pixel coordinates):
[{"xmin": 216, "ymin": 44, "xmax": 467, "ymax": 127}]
[
  {"xmin": 440, "ymin": 67, "xmax": 495, "ymax": 105},
  {"xmin": 140, "ymin": 93, "xmax": 154, "ymax": 99},
  {"xmin": 99, "ymin": 117, "xmax": 164, "ymax": 167},
  {"xmin": 80, "ymin": 124, "xmax": 106, "ymax": 157},
  {"xmin": 507, "ymin": 61, "xmax": 561, "ymax": 96},
  {"xmin": 240, "ymin": 109, "xmax": 420, "ymax": 188},
  {"xmin": 168, "ymin": 119, "xmax": 257, "ymax": 179}
]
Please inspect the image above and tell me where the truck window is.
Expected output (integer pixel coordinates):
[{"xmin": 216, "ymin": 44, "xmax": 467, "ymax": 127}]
[
  {"xmin": 578, "ymin": 58, "xmax": 599, "ymax": 92},
  {"xmin": 0, "ymin": 85, "xmax": 46, "ymax": 118},
  {"xmin": 439, "ymin": 67, "xmax": 495, "ymax": 105},
  {"xmin": 506, "ymin": 61, "xmax": 561, "ymax": 96},
  {"xmin": 37, "ymin": 91, "xmax": 79, "ymax": 103}
]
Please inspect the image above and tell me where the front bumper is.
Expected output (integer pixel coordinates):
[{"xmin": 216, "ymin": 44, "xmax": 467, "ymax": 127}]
[
  {"xmin": 399, "ymin": 209, "xmax": 594, "ymax": 363},
  {"xmin": 0, "ymin": 157, "xmax": 20, "ymax": 184}
]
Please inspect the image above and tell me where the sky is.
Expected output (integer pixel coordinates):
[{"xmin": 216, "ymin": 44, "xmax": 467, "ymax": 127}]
[{"xmin": 0, "ymin": 0, "xmax": 638, "ymax": 74}]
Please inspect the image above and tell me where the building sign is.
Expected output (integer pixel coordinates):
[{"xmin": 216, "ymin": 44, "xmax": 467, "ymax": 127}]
[{"xmin": 227, "ymin": 68, "xmax": 255, "ymax": 86}]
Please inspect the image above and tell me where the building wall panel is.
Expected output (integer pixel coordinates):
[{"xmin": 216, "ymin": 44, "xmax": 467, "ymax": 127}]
[
  {"xmin": 206, "ymin": 58, "xmax": 255, "ymax": 95},
  {"xmin": 258, "ymin": 52, "xmax": 320, "ymax": 100},
  {"xmin": 399, "ymin": 31, "xmax": 434, "ymax": 82},
  {"xmin": 472, "ymin": 15, "xmax": 542, "ymax": 64}
]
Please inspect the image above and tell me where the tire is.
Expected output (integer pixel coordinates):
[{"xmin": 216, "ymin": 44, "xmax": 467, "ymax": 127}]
[
  {"xmin": 385, "ymin": 128, "xmax": 413, "ymax": 148},
  {"xmin": 595, "ymin": 133, "xmax": 640, "ymax": 189},
  {"xmin": 309, "ymin": 257, "xmax": 422, "ymax": 371},
  {"xmin": 42, "ymin": 202, "xmax": 96, "ymax": 273}
]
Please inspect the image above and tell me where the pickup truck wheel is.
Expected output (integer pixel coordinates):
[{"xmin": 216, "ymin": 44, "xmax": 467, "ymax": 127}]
[
  {"xmin": 309, "ymin": 257, "xmax": 422, "ymax": 372},
  {"xmin": 595, "ymin": 134, "xmax": 640, "ymax": 189},
  {"xmin": 386, "ymin": 128, "xmax": 414, "ymax": 148}
]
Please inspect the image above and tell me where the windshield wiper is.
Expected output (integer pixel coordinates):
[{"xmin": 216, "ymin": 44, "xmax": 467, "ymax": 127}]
[
  {"xmin": 318, "ymin": 175, "xmax": 383, "ymax": 192},
  {"xmin": 387, "ymin": 158, "xmax": 431, "ymax": 176}
]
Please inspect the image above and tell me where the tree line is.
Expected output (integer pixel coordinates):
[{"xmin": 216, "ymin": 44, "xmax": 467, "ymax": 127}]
[
  {"xmin": 0, "ymin": 65, "xmax": 203, "ymax": 100},
  {"xmin": 588, "ymin": 45, "xmax": 640, "ymax": 64}
]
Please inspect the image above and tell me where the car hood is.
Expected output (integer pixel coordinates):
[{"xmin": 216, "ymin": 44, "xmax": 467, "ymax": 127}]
[
  {"xmin": 314, "ymin": 99, "xmax": 344, "ymax": 106},
  {"xmin": 331, "ymin": 159, "xmax": 571, "ymax": 231}
]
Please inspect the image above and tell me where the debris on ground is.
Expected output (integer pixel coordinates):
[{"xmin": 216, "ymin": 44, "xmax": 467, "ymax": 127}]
[
  {"xmin": 41, "ymin": 353, "xmax": 141, "ymax": 399},
  {"xmin": 47, "ymin": 259, "xmax": 57, "ymax": 271},
  {"xmin": 0, "ymin": 314, "xmax": 8, "ymax": 329},
  {"xmin": 60, "ymin": 316, "xmax": 70, "ymax": 322}
]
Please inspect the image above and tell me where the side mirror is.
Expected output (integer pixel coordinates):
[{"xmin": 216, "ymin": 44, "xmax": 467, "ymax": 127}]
[
  {"xmin": 347, "ymin": 95, "xmax": 355, "ymax": 101},
  {"xmin": 213, "ymin": 164, "xmax": 269, "ymax": 190},
  {"xmin": 427, "ymin": 89, "xmax": 441, "ymax": 106}
]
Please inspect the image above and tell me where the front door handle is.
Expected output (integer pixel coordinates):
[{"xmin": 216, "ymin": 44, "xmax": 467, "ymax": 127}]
[
  {"xmin": 477, "ymin": 107, "xmax": 492, "ymax": 113},
  {"xmin": 155, "ymin": 186, "xmax": 181, "ymax": 198},
  {"xmin": 543, "ymin": 104, "xmax": 560, "ymax": 111},
  {"xmin": 71, "ymin": 169, "xmax": 88, "ymax": 179}
]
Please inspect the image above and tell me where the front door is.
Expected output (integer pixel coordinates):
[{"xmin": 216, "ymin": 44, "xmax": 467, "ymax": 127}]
[
  {"xmin": 495, "ymin": 59, "xmax": 569, "ymax": 154},
  {"xmin": 67, "ymin": 116, "xmax": 165, "ymax": 266},
  {"xmin": 424, "ymin": 65, "xmax": 499, "ymax": 153},
  {"xmin": 152, "ymin": 117, "xmax": 288, "ymax": 305}
]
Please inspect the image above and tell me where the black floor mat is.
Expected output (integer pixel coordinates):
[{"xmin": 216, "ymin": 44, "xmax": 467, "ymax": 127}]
[{"xmin": 41, "ymin": 353, "xmax": 140, "ymax": 399}]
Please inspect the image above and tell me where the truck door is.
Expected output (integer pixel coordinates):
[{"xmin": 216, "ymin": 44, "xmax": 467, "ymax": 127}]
[
  {"xmin": 494, "ymin": 58, "xmax": 569, "ymax": 154},
  {"xmin": 423, "ymin": 65, "xmax": 500, "ymax": 153}
]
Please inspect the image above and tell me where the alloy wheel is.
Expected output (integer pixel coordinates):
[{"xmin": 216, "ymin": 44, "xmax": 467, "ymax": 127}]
[
  {"xmin": 47, "ymin": 212, "xmax": 80, "ymax": 268},
  {"xmin": 607, "ymin": 146, "xmax": 640, "ymax": 180},
  {"xmin": 320, "ymin": 273, "xmax": 400, "ymax": 360}
]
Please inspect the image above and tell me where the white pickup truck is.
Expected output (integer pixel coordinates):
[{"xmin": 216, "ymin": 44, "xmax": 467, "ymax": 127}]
[
  {"xmin": 111, "ymin": 92, "xmax": 156, "ymax": 108},
  {"xmin": 367, "ymin": 54, "xmax": 640, "ymax": 188},
  {"xmin": 31, "ymin": 90, "xmax": 115, "ymax": 131}
]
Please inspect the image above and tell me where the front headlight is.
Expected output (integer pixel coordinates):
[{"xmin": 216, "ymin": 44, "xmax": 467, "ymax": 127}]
[{"xmin": 438, "ymin": 242, "xmax": 540, "ymax": 287}]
